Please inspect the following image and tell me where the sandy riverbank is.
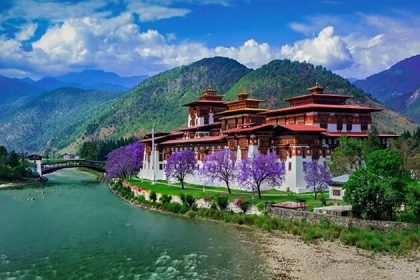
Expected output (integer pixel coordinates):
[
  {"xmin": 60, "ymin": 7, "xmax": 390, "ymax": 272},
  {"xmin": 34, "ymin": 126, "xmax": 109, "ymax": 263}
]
[
  {"xmin": 0, "ymin": 182, "xmax": 22, "ymax": 189},
  {"xmin": 254, "ymin": 231, "xmax": 419, "ymax": 280}
]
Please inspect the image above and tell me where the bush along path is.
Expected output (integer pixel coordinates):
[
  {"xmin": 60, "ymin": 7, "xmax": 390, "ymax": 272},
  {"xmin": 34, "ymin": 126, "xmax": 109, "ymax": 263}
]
[{"xmin": 110, "ymin": 179, "xmax": 420, "ymax": 256}]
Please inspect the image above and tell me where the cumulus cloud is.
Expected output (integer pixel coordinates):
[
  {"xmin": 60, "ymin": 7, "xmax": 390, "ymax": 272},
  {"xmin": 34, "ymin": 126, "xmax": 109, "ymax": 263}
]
[
  {"xmin": 288, "ymin": 13, "xmax": 420, "ymax": 78},
  {"xmin": 280, "ymin": 26, "xmax": 353, "ymax": 70}
]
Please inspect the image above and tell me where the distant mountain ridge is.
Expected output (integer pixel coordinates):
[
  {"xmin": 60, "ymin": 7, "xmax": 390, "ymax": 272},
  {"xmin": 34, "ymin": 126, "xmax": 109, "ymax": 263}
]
[
  {"xmin": 354, "ymin": 54, "xmax": 420, "ymax": 101},
  {"xmin": 384, "ymin": 88, "xmax": 420, "ymax": 123},
  {"xmin": 353, "ymin": 54, "xmax": 420, "ymax": 123},
  {"xmin": 0, "ymin": 70, "xmax": 148, "ymax": 105}
]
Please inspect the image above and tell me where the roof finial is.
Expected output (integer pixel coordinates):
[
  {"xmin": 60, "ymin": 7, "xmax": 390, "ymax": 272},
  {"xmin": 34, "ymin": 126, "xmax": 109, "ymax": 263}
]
[{"xmin": 307, "ymin": 82, "xmax": 324, "ymax": 94}]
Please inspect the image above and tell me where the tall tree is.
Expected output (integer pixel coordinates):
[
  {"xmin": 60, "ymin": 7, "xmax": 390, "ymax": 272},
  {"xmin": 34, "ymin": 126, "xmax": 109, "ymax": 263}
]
[
  {"xmin": 105, "ymin": 142, "xmax": 144, "ymax": 181},
  {"xmin": 0, "ymin": 146, "xmax": 7, "ymax": 165},
  {"xmin": 344, "ymin": 149, "xmax": 410, "ymax": 220},
  {"xmin": 165, "ymin": 150, "xmax": 197, "ymax": 189},
  {"xmin": 8, "ymin": 150, "xmax": 20, "ymax": 168},
  {"xmin": 200, "ymin": 149, "xmax": 236, "ymax": 194},
  {"xmin": 303, "ymin": 161, "xmax": 332, "ymax": 199},
  {"xmin": 237, "ymin": 153, "xmax": 285, "ymax": 199},
  {"xmin": 327, "ymin": 136, "xmax": 365, "ymax": 176}
]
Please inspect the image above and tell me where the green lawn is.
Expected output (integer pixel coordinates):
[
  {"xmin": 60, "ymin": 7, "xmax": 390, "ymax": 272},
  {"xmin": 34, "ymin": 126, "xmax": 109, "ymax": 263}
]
[{"xmin": 127, "ymin": 178, "xmax": 331, "ymax": 209}]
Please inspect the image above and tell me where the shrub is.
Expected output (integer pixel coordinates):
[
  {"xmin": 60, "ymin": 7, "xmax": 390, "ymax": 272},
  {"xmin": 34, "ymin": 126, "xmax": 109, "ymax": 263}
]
[
  {"xmin": 319, "ymin": 193, "xmax": 328, "ymax": 206},
  {"xmin": 179, "ymin": 204, "xmax": 189, "ymax": 214},
  {"xmin": 180, "ymin": 193, "xmax": 196, "ymax": 208},
  {"xmin": 210, "ymin": 202, "xmax": 218, "ymax": 210},
  {"xmin": 216, "ymin": 194, "xmax": 229, "ymax": 210},
  {"xmin": 149, "ymin": 191, "xmax": 157, "ymax": 203},
  {"xmin": 237, "ymin": 198, "xmax": 251, "ymax": 213},
  {"xmin": 256, "ymin": 202, "xmax": 266, "ymax": 212},
  {"xmin": 163, "ymin": 202, "xmax": 181, "ymax": 213},
  {"xmin": 160, "ymin": 194, "xmax": 172, "ymax": 204}
]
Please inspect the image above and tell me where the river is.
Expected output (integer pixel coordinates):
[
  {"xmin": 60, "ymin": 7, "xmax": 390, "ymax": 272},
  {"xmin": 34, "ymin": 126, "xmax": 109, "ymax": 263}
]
[{"xmin": 0, "ymin": 169, "xmax": 268, "ymax": 279}]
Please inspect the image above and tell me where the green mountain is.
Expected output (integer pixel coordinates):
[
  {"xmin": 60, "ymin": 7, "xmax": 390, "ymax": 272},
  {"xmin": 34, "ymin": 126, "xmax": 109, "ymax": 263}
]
[
  {"xmin": 224, "ymin": 60, "xmax": 418, "ymax": 133},
  {"xmin": 74, "ymin": 58, "xmax": 416, "ymax": 151},
  {"xmin": 77, "ymin": 57, "xmax": 251, "ymax": 140},
  {"xmin": 224, "ymin": 60, "xmax": 366, "ymax": 105},
  {"xmin": 0, "ymin": 87, "xmax": 120, "ymax": 153}
]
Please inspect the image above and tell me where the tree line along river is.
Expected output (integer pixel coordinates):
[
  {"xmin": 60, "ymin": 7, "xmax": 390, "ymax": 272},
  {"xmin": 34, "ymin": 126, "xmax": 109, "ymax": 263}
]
[{"xmin": 0, "ymin": 169, "xmax": 268, "ymax": 279}]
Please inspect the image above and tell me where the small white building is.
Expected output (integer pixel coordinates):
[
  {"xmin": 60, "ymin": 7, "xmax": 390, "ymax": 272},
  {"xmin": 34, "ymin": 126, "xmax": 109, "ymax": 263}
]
[
  {"xmin": 63, "ymin": 153, "xmax": 75, "ymax": 160},
  {"xmin": 328, "ymin": 174, "xmax": 349, "ymax": 200}
]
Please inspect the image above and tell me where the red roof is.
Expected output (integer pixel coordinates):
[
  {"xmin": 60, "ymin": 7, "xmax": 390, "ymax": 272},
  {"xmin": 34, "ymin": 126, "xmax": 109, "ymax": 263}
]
[
  {"xmin": 160, "ymin": 135, "xmax": 226, "ymax": 145},
  {"xmin": 278, "ymin": 124, "xmax": 326, "ymax": 132},
  {"xmin": 284, "ymin": 93, "xmax": 351, "ymax": 101},
  {"xmin": 263, "ymin": 104, "xmax": 382, "ymax": 116},
  {"xmin": 182, "ymin": 100, "xmax": 227, "ymax": 106},
  {"xmin": 323, "ymin": 132, "xmax": 398, "ymax": 137}
]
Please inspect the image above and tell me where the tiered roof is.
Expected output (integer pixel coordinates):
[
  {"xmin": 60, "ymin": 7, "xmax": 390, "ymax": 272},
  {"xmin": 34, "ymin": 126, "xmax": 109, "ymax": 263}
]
[
  {"xmin": 263, "ymin": 83, "xmax": 382, "ymax": 116},
  {"xmin": 216, "ymin": 92, "xmax": 268, "ymax": 116},
  {"xmin": 182, "ymin": 86, "xmax": 226, "ymax": 107}
]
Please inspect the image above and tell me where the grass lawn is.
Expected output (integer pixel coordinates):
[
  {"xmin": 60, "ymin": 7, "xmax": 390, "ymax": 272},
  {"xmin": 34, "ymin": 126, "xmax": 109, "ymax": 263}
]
[{"xmin": 127, "ymin": 178, "xmax": 331, "ymax": 209}]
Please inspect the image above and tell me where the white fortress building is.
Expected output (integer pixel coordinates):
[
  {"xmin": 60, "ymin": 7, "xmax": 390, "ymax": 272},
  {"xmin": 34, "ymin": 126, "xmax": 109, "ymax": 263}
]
[{"xmin": 139, "ymin": 84, "xmax": 396, "ymax": 192}]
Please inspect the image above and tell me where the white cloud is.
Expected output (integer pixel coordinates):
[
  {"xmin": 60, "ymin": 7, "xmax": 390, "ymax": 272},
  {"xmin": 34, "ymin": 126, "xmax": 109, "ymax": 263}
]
[
  {"xmin": 127, "ymin": 2, "xmax": 190, "ymax": 21},
  {"xmin": 280, "ymin": 26, "xmax": 353, "ymax": 70},
  {"xmin": 15, "ymin": 22, "xmax": 38, "ymax": 41},
  {"xmin": 214, "ymin": 39, "xmax": 274, "ymax": 69}
]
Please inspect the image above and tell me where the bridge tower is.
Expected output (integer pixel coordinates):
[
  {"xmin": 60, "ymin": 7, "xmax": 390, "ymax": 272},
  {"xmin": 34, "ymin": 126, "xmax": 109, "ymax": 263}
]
[{"xmin": 28, "ymin": 154, "xmax": 43, "ymax": 176}]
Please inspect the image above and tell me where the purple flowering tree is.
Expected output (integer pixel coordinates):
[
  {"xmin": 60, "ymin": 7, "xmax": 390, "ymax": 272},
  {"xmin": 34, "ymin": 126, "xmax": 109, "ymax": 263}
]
[
  {"xmin": 200, "ymin": 148, "xmax": 236, "ymax": 194},
  {"xmin": 237, "ymin": 153, "xmax": 285, "ymax": 199},
  {"xmin": 165, "ymin": 150, "xmax": 197, "ymax": 189},
  {"xmin": 303, "ymin": 161, "xmax": 332, "ymax": 199},
  {"xmin": 105, "ymin": 141, "xmax": 144, "ymax": 181}
]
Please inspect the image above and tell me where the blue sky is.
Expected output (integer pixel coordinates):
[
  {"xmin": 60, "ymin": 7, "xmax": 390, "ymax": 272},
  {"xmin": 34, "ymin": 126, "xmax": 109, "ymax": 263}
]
[{"xmin": 0, "ymin": 0, "xmax": 419, "ymax": 79}]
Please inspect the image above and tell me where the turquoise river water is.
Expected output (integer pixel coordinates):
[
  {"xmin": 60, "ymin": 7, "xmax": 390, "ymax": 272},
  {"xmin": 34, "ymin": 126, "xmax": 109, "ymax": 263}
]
[{"xmin": 0, "ymin": 169, "xmax": 268, "ymax": 279}]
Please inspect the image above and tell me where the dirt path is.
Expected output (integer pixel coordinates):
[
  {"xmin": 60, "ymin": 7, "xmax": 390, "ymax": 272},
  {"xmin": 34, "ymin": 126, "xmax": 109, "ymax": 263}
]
[{"xmin": 254, "ymin": 232, "xmax": 419, "ymax": 280}]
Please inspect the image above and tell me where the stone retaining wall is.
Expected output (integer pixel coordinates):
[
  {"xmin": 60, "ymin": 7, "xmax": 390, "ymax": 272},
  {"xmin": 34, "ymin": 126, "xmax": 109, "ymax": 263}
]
[{"xmin": 267, "ymin": 205, "xmax": 415, "ymax": 232}]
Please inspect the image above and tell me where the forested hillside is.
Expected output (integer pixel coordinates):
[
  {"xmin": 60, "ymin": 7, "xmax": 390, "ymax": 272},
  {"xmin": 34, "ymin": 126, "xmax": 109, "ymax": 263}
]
[{"xmin": 0, "ymin": 88, "xmax": 120, "ymax": 153}]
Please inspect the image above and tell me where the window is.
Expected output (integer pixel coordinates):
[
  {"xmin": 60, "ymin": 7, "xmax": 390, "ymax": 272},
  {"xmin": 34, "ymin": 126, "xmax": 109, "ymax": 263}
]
[
  {"xmin": 302, "ymin": 148, "xmax": 306, "ymax": 158},
  {"xmin": 337, "ymin": 117, "xmax": 343, "ymax": 131},
  {"xmin": 346, "ymin": 117, "xmax": 352, "ymax": 131},
  {"xmin": 288, "ymin": 162, "xmax": 292, "ymax": 171},
  {"xmin": 361, "ymin": 117, "xmax": 368, "ymax": 131},
  {"xmin": 333, "ymin": 189, "xmax": 341, "ymax": 196},
  {"xmin": 320, "ymin": 116, "xmax": 328, "ymax": 129}
]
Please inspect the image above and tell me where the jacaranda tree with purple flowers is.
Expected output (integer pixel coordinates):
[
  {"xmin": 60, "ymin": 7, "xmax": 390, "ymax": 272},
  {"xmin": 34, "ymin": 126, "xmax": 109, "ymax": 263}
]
[
  {"xmin": 105, "ymin": 141, "xmax": 144, "ymax": 181},
  {"xmin": 200, "ymin": 148, "xmax": 236, "ymax": 194},
  {"xmin": 165, "ymin": 150, "xmax": 197, "ymax": 189},
  {"xmin": 237, "ymin": 152, "xmax": 285, "ymax": 199},
  {"xmin": 303, "ymin": 160, "xmax": 332, "ymax": 199}
]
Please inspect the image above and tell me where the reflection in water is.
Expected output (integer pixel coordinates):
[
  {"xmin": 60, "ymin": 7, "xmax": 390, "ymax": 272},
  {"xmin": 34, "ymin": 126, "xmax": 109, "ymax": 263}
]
[{"xmin": 0, "ymin": 169, "xmax": 267, "ymax": 279}]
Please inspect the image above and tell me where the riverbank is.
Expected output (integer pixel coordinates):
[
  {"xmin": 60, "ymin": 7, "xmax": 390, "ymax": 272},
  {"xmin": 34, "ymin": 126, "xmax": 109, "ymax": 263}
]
[
  {"xmin": 0, "ymin": 177, "xmax": 47, "ymax": 189},
  {"xmin": 259, "ymin": 231, "xmax": 420, "ymax": 280},
  {"xmin": 110, "ymin": 181, "xmax": 420, "ymax": 279}
]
